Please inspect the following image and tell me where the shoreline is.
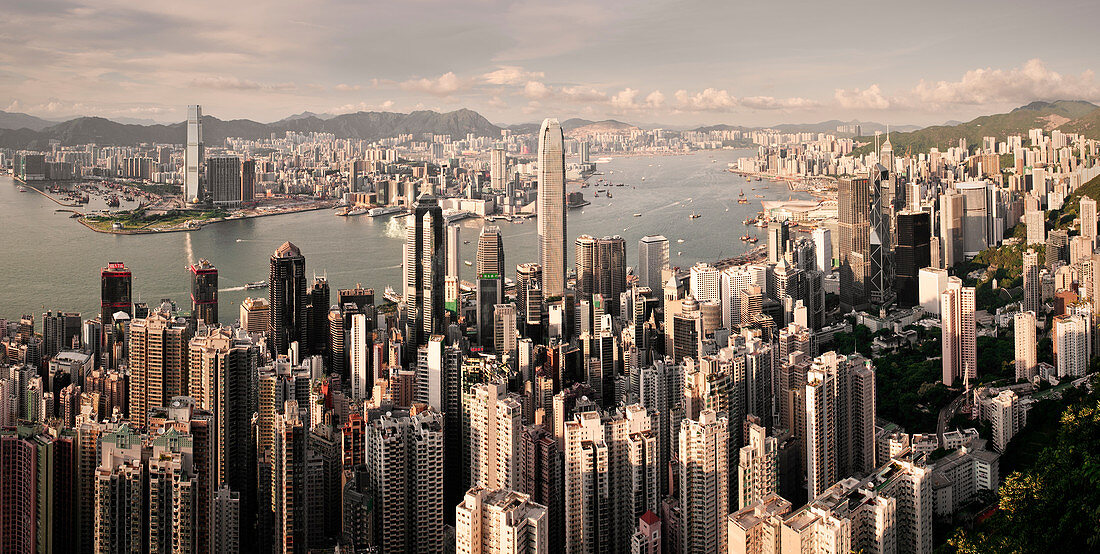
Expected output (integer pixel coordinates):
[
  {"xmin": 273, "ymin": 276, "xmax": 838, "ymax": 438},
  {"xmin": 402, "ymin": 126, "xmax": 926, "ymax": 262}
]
[{"xmin": 77, "ymin": 201, "xmax": 338, "ymax": 235}]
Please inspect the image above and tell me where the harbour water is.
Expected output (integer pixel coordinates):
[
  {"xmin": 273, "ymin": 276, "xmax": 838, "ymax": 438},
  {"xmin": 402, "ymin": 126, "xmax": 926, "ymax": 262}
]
[{"xmin": 0, "ymin": 148, "xmax": 812, "ymax": 320}]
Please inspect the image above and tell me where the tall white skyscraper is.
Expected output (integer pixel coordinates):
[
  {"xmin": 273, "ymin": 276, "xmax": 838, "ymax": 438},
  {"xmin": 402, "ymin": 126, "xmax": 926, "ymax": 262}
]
[
  {"xmin": 490, "ymin": 146, "xmax": 508, "ymax": 191},
  {"xmin": 537, "ymin": 118, "xmax": 566, "ymax": 298},
  {"xmin": 679, "ymin": 409, "xmax": 729, "ymax": 554},
  {"xmin": 349, "ymin": 313, "xmax": 371, "ymax": 399},
  {"xmin": 638, "ymin": 235, "xmax": 670, "ymax": 292},
  {"xmin": 918, "ymin": 267, "xmax": 948, "ymax": 316},
  {"xmin": 941, "ymin": 277, "xmax": 976, "ymax": 387},
  {"xmin": 1081, "ymin": 195, "xmax": 1097, "ymax": 245},
  {"xmin": 1023, "ymin": 249, "xmax": 1041, "ymax": 314},
  {"xmin": 812, "ymin": 227, "xmax": 832, "ymax": 273},
  {"xmin": 1014, "ymin": 311, "xmax": 1037, "ymax": 382},
  {"xmin": 447, "ymin": 224, "xmax": 461, "ymax": 280},
  {"xmin": 185, "ymin": 105, "xmax": 204, "ymax": 203}
]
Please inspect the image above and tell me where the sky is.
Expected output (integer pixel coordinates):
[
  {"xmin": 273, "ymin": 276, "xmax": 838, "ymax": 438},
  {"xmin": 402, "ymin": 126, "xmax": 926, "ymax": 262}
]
[{"xmin": 2, "ymin": 0, "xmax": 1100, "ymax": 127}]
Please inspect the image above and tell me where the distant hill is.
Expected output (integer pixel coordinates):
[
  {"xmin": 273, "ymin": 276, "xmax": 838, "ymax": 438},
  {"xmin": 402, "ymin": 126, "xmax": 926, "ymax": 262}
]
[
  {"xmin": 564, "ymin": 119, "xmax": 637, "ymax": 138},
  {"xmin": 852, "ymin": 100, "xmax": 1100, "ymax": 155},
  {"xmin": 769, "ymin": 120, "xmax": 921, "ymax": 135},
  {"xmin": 1055, "ymin": 106, "xmax": 1100, "ymax": 139},
  {"xmin": 0, "ymin": 110, "xmax": 56, "ymax": 131},
  {"xmin": 0, "ymin": 108, "xmax": 503, "ymax": 149}
]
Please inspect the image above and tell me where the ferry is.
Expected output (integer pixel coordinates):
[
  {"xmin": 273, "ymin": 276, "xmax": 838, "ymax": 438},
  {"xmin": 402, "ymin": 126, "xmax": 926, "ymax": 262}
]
[
  {"xmin": 464, "ymin": 261, "xmax": 473, "ymax": 266},
  {"xmin": 347, "ymin": 207, "xmax": 368, "ymax": 216},
  {"xmin": 633, "ymin": 213, "xmax": 642, "ymax": 217},
  {"xmin": 689, "ymin": 212, "xmax": 702, "ymax": 219},
  {"xmin": 738, "ymin": 198, "xmax": 749, "ymax": 204},
  {"xmin": 245, "ymin": 281, "xmax": 268, "ymax": 290},
  {"xmin": 368, "ymin": 206, "xmax": 404, "ymax": 217},
  {"xmin": 676, "ymin": 238, "xmax": 685, "ymax": 243}
]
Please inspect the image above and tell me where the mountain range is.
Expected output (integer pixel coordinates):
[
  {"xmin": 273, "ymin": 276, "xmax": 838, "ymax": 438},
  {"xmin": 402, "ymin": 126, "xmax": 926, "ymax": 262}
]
[
  {"xmin": 2, "ymin": 101, "xmax": 1099, "ymax": 151},
  {"xmin": 852, "ymin": 100, "xmax": 1100, "ymax": 155}
]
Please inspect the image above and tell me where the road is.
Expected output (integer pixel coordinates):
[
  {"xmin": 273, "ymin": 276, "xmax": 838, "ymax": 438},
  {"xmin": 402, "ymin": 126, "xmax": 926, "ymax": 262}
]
[{"xmin": 937, "ymin": 390, "xmax": 969, "ymax": 444}]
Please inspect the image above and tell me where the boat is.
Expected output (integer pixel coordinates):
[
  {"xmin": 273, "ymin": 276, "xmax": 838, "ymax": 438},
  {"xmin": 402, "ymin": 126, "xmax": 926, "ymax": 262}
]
[
  {"xmin": 740, "ymin": 235, "xmax": 750, "ymax": 241},
  {"xmin": 640, "ymin": 177, "xmax": 646, "ymax": 181},
  {"xmin": 676, "ymin": 239, "xmax": 685, "ymax": 243},
  {"xmin": 633, "ymin": 213, "xmax": 642, "ymax": 217},
  {"xmin": 335, "ymin": 207, "xmax": 351, "ymax": 217},
  {"xmin": 746, "ymin": 176, "xmax": 752, "ymax": 182},
  {"xmin": 245, "ymin": 281, "xmax": 268, "ymax": 290},
  {"xmin": 464, "ymin": 261, "xmax": 472, "ymax": 266},
  {"xmin": 748, "ymin": 237, "xmax": 759, "ymax": 243},
  {"xmin": 755, "ymin": 195, "xmax": 764, "ymax": 198},
  {"xmin": 367, "ymin": 206, "xmax": 404, "ymax": 217},
  {"xmin": 738, "ymin": 198, "xmax": 749, "ymax": 204},
  {"xmin": 18, "ymin": 186, "xmax": 27, "ymax": 192},
  {"xmin": 606, "ymin": 192, "xmax": 613, "ymax": 199},
  {"xmin": 463, "ymin": 240, "xmax": 470, "ymax": 245},
  {"xmin": 689, "ymin": 212, "xmax": 702, "ymax": 219},
  {"xmin": 347, "ymin": 207, "xmax": 368, "ymax": 216}
]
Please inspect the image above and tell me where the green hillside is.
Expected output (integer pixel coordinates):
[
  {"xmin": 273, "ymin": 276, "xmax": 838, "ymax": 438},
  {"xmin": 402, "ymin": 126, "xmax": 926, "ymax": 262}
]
[
  {"xmin": 1056, "ymin": 107, "xmax": 1100, "ymax": 139},
  {"xmin": 852, "ymin": 100, "xmax": 1099, "ymax": 156}
]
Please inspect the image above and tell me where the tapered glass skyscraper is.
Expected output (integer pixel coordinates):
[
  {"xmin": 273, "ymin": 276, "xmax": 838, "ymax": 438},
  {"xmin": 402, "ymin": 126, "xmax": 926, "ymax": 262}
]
[
  {"xmin": 185, "ymin": 105, "xmax": 203, "ymax": 204},
  {"xmin": 537, "ymin": 118, "xmax": 565, "ymax": 299}
]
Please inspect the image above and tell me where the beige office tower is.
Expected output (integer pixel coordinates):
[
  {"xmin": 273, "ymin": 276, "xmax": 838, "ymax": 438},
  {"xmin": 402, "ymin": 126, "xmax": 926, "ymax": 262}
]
[
  {"xmin": 129, "ymin": 312, "xmax": 192, "ymax": 428},
  {"xmin": 469, "ymin": 382, "xmax": 524, "ymax": 491},
  {"xmin": 738, "ymin": 422, "xmax": 778, "ymax": 510},
  {"xmin": 727, "ymin": 494, "xmax": 792, "ymax": 554},
  {"xmin": 664, "ymin": 273, "xmax": 682, "ymax": 355},
  {"xmin": 240, "ymin": 297, "xmax": 270, "ymax": 334},
  {"xmin": 690, "ymin": 262, "xmax": 721, "ymax": 304},
  {"xmin": 564, "ymin": 405, "xmax": 658, "ymax": 554},
  {"xmin": 455, "ymin": 487, "xmax": 548, "ymax": 554},
  {"xmin": 940, "ymin": 277, "xmax": 976, "ymax": 387},
  {"xmin": 490, "ymin": 146, "xmax": 508, "ymax": 191},
  {"xmin": 1023, "ymin": 249, "xmax": 1042, "ymax": 314},
  {"xmin": 939, "ymin": 190, "xmax": 964, "ymax": 268},
  {"xmin": 679, "ymin": 409, "xmax": 730, "ymax": 554},
  {"xmin": 537, "ymin": 118, "xmax": 566, "ymax": 298},
  {"xmin": 1025, "ymin": 207, "xmax": 1045, "ymax": 245},
  {"xmin": 575, "ymin": 234, "xmax": 599, "ymax": 300},
  {"xmin": 494, "ymin": 304, "xmax": 519, "ymax": 355},
  {"xmin": 1081, "ymin": 195, "xmax": 1097, "ymax": 244},
  {"xmin": 1014, "ymin": 311, "xmax": 1038, "ymax": 381},
  {"xmin": 365, "ymin": 409, "xmax": 445, "ymax": 553}
]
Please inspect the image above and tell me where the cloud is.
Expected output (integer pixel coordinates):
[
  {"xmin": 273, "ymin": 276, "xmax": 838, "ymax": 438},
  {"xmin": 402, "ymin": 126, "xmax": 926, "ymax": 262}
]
[
  {"xmin": 644, "ymin": 91, "xmax": 665, "ymax": 109},
  {"xmin": 334, "ymin": 83, "xmax": 361, "ymax": 92},
  {"xmin": 190, "ymin": 76, "xmax": 296, "ymax": 91},
  {"xmin": 398, "ymin": 72, "xmax": 464, "ymax": 96},
  {"xmin": 911, "ymin": 59, "xmax": 1100, "ymax": 106},
  {"xmin": 834, "ymin": 84, "xmax": 892, "ymax": 110},
  {"xmin": 482, "ymin": 66, "xmax": 544, "ymax": 86},
  {"xmin": 673, "ymin": 88, "xmax": 739, "ymax": 111},
  {"xmin": 487, "ymin": 96, "xmax": 507, "ymax": 108},
  {"xmin": 741, "ymin": 96, "xmax": 819, "ymax": 110},
  {"xmin": 523, "ymin": 81, "xmax": 551, "ymax": 100},
  {"xmin": 328, "ymin": 100, "xmax": 397, "ymax": 114}
]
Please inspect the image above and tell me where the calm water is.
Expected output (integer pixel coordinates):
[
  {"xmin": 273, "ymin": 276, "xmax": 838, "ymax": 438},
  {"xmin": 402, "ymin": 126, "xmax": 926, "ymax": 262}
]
[{"xmin": 0, "ymin": 149, "xmax": 811, "ymax": 320}]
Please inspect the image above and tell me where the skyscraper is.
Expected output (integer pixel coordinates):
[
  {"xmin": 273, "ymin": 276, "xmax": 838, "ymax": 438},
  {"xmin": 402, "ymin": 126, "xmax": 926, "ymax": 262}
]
[
  {"xmin": 1081, "ymin": 195, "xmax": 1097, "ymax": 245},
  {"xmin": 206, "ymin": 155, "xmax": 242, "ymax": 207},
  {"xmin": 241, "ymin": 159, "xmax": 255, "ymax": 203},
  {"xmin": 404, "ymin": 195, "xmax": 446, "ymax": 353},
  {"xmin": 269, "ymin": 242, "xmax": 308, "ymax": 356},
  {"xmin": 447, "ymin": 224, "xmax": 461, "ymax": 280},
  {"xmin": 455, "ymin": 487, "xmax": 548, "ymax": 554},
  {"xmin": 1053, "ymin": 313, "xmax": 1090, "ymax": 378},
  {"xmin": 939, "ymin": 190, "xmax": 964, "ymax": 268},
  {"xmin": 477, "ymin": 226, "xmax": 506, "ymax": 349},
  {"xmin": 1014, "ymin": 311, "xmax": 1037, "ymax": 382},
  {"xmin": 490, "ymin": 146, "xmax": 508, "ymax": 191},
  {"xmin": 838, "ymin": 176, "xmax": 870, "ymax": 311},
  {"xmin": 638, "ymin": 235, "xmax": 670, "ymax": 292},
  {"xmin": 185, "ymin": 104, "xmax": 203, "ymax": 203},
  {"xmin": 101, "ymin": 261, "xmax": 132, "ymax": 324},
  {"xmin": 894, "ymin": 212, "xmax": 931, "ymax": 307},
  {"xmin": 468, "ymin": 382, "xmax": 523, "ymax": 491},
  {"xmin": 364, "ymin": 409, "xmax": 445, "ymax": 553},
  {"xmin": 190, "ymin": 258, "xmax": 218, "ymax": 325},
  {"xmin": 690, "ymin": 262, "xmax": 721, "ymax": 304},
  {"xmin": 768, "ymin": 219, "xmax": 789, "ymax": 264},
  {"xmin": 679, "ymin": 409, "xmax": 729, "ymax": 554},
  {"xmin": 868, "ymin": 165, "xmax": 895, "ymax": 306},
  {"xmin": 537, "ymin": 118, "xmax": 566, "ymax": 299},
  {"xmin": 1023, "ymin": 249, "xmax": 1041, "ymax": 314},
  {"xmin": 812, "ymin": 227, "xmax": 832, "ymax": 273},
  {"xmin": 940, "ymin": 277, "xmax": 976, "ymax": 387},
  {"xmin": 129, "ymin": 311, "xmax": 192, "ymax": 428},
  {"xmin": 738, "ymin": 421, "xmax": 778, "ymax": 510}
]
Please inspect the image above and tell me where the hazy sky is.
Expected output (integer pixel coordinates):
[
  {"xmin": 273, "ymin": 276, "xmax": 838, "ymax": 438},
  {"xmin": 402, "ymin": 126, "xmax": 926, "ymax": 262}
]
[{"xmin": 2, "ymin": 0, "xmax": 1099, "ymax": 127}]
